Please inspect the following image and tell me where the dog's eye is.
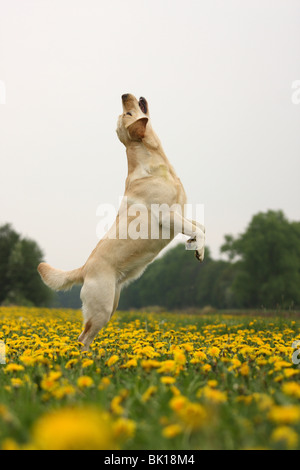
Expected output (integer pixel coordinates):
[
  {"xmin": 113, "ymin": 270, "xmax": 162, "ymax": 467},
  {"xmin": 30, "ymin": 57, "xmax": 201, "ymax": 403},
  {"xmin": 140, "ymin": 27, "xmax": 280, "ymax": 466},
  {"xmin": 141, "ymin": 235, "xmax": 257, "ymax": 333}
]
[{"xmin": 126, "ymin": 112, "xmax": 132, "ymax": 116}]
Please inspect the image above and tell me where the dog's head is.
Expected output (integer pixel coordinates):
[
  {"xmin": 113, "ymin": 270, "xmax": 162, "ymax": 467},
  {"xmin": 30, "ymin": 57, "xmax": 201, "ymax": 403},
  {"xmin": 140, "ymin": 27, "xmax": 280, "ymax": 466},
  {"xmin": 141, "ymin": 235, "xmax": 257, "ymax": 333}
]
[{"xmin": 116, "ymin": 94, "xmax": 150, "ymax": 146}]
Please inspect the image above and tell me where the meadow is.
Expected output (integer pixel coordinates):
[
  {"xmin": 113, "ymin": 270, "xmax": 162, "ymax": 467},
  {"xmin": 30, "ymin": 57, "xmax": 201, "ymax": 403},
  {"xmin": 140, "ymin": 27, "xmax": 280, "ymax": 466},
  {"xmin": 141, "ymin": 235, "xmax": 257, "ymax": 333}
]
[{"xmin": 0, "ymin": 306, "xmax": 300, "ymax": 450}]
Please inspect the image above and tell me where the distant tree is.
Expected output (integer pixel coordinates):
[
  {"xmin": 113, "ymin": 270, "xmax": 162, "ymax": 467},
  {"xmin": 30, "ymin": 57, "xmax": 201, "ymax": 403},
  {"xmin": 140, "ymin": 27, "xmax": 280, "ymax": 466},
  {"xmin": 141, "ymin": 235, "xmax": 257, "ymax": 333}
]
[
  {"xmin": 50, "ymin": 210, "xmax": 300, "ymax": 311},
  {"xmin": 0, "ymin": 223, "xmax": 53, "ymax": 306},
  {"xmin": 53, "ymin": 285, "xmax": 82, "ymax": 309},
  {"xmin": 0, "ymin": 224, "xmax": 20, "ymax": 303},
  {"xmin": 119, "ymin": 244, "xmax": 233, "ymax": 310},
  {"xmin": 221, "ymin": 210, "xmax": 300, "ymax": 309},
  {"xmin": 194, "ymin": 260, "xmax": 239, "ymax": 309}
]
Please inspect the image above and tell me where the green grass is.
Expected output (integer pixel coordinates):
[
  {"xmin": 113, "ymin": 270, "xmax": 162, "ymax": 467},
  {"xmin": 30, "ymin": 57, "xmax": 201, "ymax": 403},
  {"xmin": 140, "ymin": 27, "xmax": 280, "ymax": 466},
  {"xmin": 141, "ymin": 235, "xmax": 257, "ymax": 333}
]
[{"xmin": 0, "ymin": 307, "xmax": 300, "ymax": 449}]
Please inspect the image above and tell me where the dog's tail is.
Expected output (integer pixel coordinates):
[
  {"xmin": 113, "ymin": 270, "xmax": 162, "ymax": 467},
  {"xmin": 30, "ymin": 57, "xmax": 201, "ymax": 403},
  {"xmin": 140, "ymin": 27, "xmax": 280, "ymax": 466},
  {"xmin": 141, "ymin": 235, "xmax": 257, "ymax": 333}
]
[{"xmin": 37, "ymin": 263, "xmax": 84, "ymax": 291}]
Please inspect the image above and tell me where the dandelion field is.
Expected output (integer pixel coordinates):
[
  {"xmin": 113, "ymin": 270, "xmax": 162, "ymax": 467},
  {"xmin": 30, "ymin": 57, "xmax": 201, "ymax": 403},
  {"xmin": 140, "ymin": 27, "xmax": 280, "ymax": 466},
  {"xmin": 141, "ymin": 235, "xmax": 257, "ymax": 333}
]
[{"xmin": 0, "ymin": 307, "xmax": 300, "ymax": 450}]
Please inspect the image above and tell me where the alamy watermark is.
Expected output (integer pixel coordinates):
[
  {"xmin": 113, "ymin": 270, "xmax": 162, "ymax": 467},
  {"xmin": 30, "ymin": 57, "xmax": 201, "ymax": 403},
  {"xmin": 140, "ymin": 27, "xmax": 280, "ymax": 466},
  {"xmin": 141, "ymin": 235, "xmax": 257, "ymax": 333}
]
[
  {"xmin": 291, "ymin": 80, "xmax": 300, "ymax": 105},
  {"xmin": 0, "ymin": 80, "xmax": 6, "ymax": 105},
  {"xmin": 0, "ymin": 341, "xmax": 6, "ymax": 364},
  {"xmin": 96, "ymin": 198, "xmax": 204, "ymax": 245},
  {"xmin": 292, "ymin": 340, "xmax": 300, "ymax": 365}
]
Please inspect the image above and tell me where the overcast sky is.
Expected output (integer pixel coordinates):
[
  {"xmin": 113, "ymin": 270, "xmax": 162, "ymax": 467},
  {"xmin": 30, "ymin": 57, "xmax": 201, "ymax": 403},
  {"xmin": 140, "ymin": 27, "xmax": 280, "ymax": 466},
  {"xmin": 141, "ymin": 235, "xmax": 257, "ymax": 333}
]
[{"xmin": 0, "ymin": 0, "xmax": 299, "ymax": 270}]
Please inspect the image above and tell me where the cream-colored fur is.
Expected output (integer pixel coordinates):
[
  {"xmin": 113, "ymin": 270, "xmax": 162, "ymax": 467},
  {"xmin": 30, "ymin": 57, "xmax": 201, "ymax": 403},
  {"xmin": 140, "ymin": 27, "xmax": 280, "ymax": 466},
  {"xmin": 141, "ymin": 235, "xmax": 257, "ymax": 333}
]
[{"xmin": 38, "ymin": 94, "xmax": 205, "ymax": 350}]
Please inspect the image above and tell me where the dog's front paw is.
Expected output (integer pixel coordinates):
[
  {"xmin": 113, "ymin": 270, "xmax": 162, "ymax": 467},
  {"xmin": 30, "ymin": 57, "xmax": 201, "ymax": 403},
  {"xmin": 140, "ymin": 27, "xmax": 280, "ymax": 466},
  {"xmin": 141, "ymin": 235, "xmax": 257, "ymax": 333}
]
[
  {"xmin": 195, "ymin": 247, "xmax": 205, "ymax": 262},
  {"xmin": 186, "ymin": 235, "xmax": 205, "ymax": 262}
]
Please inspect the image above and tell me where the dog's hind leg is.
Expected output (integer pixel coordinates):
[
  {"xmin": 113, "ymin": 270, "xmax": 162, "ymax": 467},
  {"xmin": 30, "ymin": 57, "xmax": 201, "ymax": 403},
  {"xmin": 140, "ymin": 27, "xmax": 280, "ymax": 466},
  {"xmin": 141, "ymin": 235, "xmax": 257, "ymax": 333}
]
[
  {"xmin": 111, "ymin": 285, "xmax": 121, "ymax": 319},
  {"xmin": 78, "ymin": 275, "xmax": 116, "ymax": 351}
]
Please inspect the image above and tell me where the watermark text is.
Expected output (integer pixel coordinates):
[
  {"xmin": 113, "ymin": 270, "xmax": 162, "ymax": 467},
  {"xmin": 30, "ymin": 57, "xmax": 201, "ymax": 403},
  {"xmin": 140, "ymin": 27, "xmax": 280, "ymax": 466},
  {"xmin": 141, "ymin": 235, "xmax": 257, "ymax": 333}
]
[
  {"xmin": 96, "ymin": 198, "xmax": 204, "ymax": 244},
  {"xmin": 291, "ymin": 80, "xmax": 300, "ymax": 105},
  {"xmin": 292, "ymin": 340, "xmax": 300, "ymax": 365}
]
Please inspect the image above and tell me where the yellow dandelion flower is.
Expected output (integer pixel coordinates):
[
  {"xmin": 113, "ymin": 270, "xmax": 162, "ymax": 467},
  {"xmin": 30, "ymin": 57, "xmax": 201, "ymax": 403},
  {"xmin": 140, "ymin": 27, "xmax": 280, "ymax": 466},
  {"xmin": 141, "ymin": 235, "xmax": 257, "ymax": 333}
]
[
  {"xmin": 4, "ymin": 363, "xmax": 24, "ymax": 373},
  {"xmin": 48, "ymin": 371, "xmax": 62, "ymax": 381},
  {"xmin": 160, "ymin": 376, "xmax": 176, "ymax": 385},
  {"xmin": 162, "ymin": 424, "xmax": 183, "ymax": 438},
  {"xmin": 271, "ymin": 426, "xmax": 298, "ymax": 449},
  {"xmin": 19, "ymin": 355, "xmax": 35, "ymax": 366},
  {"xmin": 11, "ymin": 378, "xmax": 23, "ymax": 388},
  {"xmin": 199, "ymin": 386, "xmax": 227, "ymax": 404},
  {"xmin": 229, "ymin": 358, "xmax": 242, "ymax": 370},
  {"xmin": 274, "ymin": 374, "xmax": 284, "ymax": 382},
  {"xmin": 1, "ymin": 438, "xmax": 19, "ymax": 450},
  {"xmin": 178, "ymin": 402, "xmax": 207, "ymax": 431},
  {"xmin": 274, "ymin": 360, "xmax": 292, "ymax": 371},
  {"xmin": 113, "ymin": 418, "xmax": 136, "ymax": 441},
  {"xmin": 141, "ymin": 359, "xmax": 161, "ymax": 371},
  {"xmin": 207, "ymin": 380, "xmax": 218, "ymax": 388},
  {"xmin": 106, "ymin": 355, "xmax": 119, "ymax": 367},
  {"xmin": 281, "ymin": 381, "xmax": 300, "ymax": 399},
  {"xmin": 52, "ymin": 385, "xmax": 76, "ymax": 400},
  {"xmin": 193, "ymin": 350, "xmax": 207, "ymax": 361},
  {"xmin": 180, "ymin": 343, "xmax": 194, "ymax": 352},
  {"xmin": 256, "ymin": 358, "xmax": 268, "ymax": 366},
  {"xmin": 173, "ymin": 349, "xmax": 186, "ymax": 365},
  {"xmin": 81, "ymin": 359, "xmax": 93, "ymax": 368},
  {"xmin": 40, "ymin": 371, "xmax": 61, "ymax": 392},
  {"xmin": 170, "ymin": 385, "xmax": 181, "ymax": 396},
  {"xmin": 283, "ymin": 368, "xmax": 299, "ymax": 378},
  {"xmin": 98, "ymin": 377, "xmax": 111, "ymax": 390},
  {"xmin": 240, "ymin": 363, "xmax": 250, "ymax": 376},
  {"xmin": 268, "ymin": 405, "xmax": 300, "ymax": 425},
  {"xmin": 41, "ymin": 377, "xmax": 58, "ymax": 392},
  {"xmin": 252, "ymin": 393, "xmax": 274, "ymax": 411},
  {"xmin": 157, "ymin": 360, "xmax": 178, "ymax": 374},
  {"xmin": 138, "ymin": 345, "xmax": 159, "ymax": 358},
  {"xmin": 169, "ymin": 395, "xmax": 188, "ymax": 412},
  {"xmin": 111, "ymin": 396, "xmax": 124, "ymax": 415},
  {"xmin": 77, "ymin": 376, "xmax": 94, "ymax": 389},
  {"xmin": 235, "ymin": 395, "xmax": 253, "ymax": 405},
  {"xmin": 98, "ymin": 347, "xmax": 106, "ymax": 354},
  {"xmin": 207, "ymin": 346, "xmax": 221, "ymax": 358},
  {"xmin": 0, "ymin": 404, "xmax": 14, "ymax": 423},
  {"xmin": 65, "ymin": 358, "xmax": 78, "ymax": 369},
  {"xmin": 120, "ymin": 358, "xmax": 138, "ymax": 368},
  {"xmin": 141, "ymin": 386, "xmax": 157, "ymax": 403},
  {"xmin": 29, "ymin": 406, "xmax": 117, "ymax": 450},
  {"xmin": 190, "ymin": 354, "xmax": 206, "ymax": 364}
]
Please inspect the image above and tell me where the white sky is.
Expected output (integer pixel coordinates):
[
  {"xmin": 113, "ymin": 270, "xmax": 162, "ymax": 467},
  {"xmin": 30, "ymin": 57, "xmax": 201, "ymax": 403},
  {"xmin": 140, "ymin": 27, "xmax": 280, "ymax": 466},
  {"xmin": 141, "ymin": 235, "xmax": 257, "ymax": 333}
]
[{"xmin": 0, "ymin": 0, "xmax": 299, "ymax": 270}]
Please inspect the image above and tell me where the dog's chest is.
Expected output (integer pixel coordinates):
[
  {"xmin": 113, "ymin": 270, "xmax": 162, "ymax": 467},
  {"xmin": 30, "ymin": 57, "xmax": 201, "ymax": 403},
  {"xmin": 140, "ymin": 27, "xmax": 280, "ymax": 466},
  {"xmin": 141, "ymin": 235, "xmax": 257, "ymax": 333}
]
[{"xmin": 126, "ymin": 172, "xmax": 184, "ymax": 207}]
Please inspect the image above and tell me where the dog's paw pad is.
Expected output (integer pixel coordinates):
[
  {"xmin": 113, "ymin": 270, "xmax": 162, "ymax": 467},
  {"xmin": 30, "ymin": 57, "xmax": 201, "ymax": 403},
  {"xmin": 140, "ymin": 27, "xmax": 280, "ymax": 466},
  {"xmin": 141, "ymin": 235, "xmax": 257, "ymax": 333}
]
[{"xmin": 186, "ymin": 237, "xmax": 198, "ymax": 251}]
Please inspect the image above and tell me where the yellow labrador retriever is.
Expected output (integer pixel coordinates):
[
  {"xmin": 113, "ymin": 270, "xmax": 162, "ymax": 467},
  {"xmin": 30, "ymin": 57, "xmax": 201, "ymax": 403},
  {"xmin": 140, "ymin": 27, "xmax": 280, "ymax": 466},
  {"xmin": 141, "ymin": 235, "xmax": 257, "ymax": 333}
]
[{"xmin": 38, "ymin": 94, "xmax": 205, "ymax": 350}]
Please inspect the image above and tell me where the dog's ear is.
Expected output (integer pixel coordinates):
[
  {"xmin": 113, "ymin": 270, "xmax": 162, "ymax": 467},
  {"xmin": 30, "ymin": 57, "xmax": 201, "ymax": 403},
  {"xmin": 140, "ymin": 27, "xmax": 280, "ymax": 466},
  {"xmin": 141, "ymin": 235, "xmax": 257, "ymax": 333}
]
[{"xmin": 127, "ymin": 117, "xmax": 149, "ymax": 141}]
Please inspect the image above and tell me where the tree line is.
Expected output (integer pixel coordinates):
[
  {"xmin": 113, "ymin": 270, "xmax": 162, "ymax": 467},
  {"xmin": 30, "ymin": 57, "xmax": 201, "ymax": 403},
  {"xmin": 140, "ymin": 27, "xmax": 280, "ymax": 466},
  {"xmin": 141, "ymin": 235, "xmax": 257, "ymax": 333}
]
[
  {"xmin": 119, "ymin": 210, "xmax": 300, "ymax": 310},
  {"xmin": 0, "ymin": 210, "xmax": 299, "ymax": 310},
  {"xmin": 0, "ymin": 224, "xmax": 52, "ymax": 306}
]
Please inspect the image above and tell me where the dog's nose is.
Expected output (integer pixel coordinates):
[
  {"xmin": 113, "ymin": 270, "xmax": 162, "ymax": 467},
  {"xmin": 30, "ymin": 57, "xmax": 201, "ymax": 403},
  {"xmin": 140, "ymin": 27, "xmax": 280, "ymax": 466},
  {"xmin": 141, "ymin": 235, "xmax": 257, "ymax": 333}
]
[{"xmin": 122, "ymin": 94, "xmax": 129, "ymax": 102}]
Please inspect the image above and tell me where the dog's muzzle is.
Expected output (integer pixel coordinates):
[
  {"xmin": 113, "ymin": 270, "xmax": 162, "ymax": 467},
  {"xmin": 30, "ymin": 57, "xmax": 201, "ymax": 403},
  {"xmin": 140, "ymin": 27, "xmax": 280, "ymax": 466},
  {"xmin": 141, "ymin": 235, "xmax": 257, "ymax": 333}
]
[{"xmin": 121, "ymin": 94, "xmax": 148, "ymax": 115}]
